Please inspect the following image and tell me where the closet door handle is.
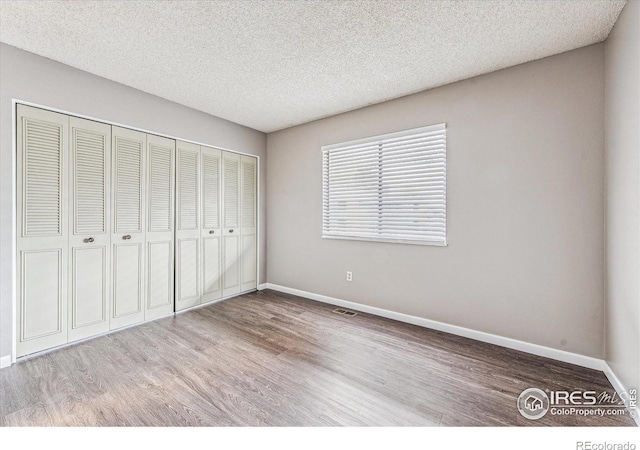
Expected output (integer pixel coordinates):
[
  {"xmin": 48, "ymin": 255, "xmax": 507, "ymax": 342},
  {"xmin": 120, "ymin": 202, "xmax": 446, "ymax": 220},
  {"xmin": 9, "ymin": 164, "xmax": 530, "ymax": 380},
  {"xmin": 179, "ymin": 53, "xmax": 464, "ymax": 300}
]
[
  {"xmin": 84, "ymin": 237, "xmax": 94, "ymax": 243},
  {"xmin": 122, "ymin": 235, "xmax": 132, "ymax": 240},
  {"xmin": 229, "ymin": 229, "xmax": 234, "ymax": 233},
  {"xmin": 209, "ymin": 230, "xmax": 215, "ymax": 234}
]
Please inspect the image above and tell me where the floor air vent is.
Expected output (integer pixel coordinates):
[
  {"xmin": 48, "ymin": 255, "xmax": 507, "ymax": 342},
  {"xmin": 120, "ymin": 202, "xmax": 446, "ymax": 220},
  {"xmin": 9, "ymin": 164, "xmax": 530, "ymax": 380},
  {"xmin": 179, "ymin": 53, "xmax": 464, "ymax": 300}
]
[{"xmin": 333, "ymin": 308, "xmax": 358, "ymax": 317}]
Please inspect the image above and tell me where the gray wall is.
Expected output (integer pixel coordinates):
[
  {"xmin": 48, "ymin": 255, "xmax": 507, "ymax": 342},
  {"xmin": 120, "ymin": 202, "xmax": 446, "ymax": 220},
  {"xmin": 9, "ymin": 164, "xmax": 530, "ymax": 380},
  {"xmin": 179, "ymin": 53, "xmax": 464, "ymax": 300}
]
[
  {"xmin": 605, "ymin": 0, "xmax": 640, "ymax": 396},
  {"xmin": 267, "ymin": 44, "xmax": 606, "ymax": 358},
  {"xmin": 0, "ymin": 44, "xmax": 267, "ymax": 361}
]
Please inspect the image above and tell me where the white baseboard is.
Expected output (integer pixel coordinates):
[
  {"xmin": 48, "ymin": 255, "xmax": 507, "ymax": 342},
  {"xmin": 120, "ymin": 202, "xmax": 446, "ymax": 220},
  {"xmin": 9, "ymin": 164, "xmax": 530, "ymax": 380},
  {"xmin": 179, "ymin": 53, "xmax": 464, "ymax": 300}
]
[
  {"xmin": 0, "ymin": 355, "xmax": 11, "ymax": 369},
  {"xmin": 603, "ymin": 362, "xmax": 640, "ymax": 427},
  {"xmin": 264, "ymin": 283, "xmax": 605, "ymax": 371},
  {"xmin": 258, "ymin": 283, "xmax": 268, "ymax": 291}
]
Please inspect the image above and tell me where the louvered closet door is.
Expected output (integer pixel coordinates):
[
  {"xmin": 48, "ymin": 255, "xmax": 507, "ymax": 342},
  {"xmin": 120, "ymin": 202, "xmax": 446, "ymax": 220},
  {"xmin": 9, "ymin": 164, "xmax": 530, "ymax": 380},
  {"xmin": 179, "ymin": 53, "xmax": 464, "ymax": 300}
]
[
  {"xmin": 175, "ymin": 141, "xmax": 201, "ymax": 310},
  {"xmin": 221, "ymin": 151, "xmax": 241, "ymax": 297},
  {"xmin": 16, "ymin": 105, "xmax": 69, "ymax": 357},
  {"xmin": 146, "ymin": 134, "xmax": 175, "ymax": 320},
  {"xmin": 240, "ymin": 155, "xmax": 257, "ymax": 292},
  {"xmin": 111, "ymin": 126, "xmax": 146, "ymax": 330},
  {"xmin": 68, "ymin": 117, "xmax": 111, "ymax": 342},
  {"xmin": 201, "ymin": 147, "xmax": 222, "ymax": 303}
]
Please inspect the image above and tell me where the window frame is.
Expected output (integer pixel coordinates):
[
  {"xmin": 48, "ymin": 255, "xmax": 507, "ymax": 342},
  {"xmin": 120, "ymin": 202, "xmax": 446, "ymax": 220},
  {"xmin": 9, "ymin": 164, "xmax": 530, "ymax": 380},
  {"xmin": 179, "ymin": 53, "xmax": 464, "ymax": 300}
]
[{"xmin": 321, "ymin": 123, "xmax": 447, "ymax": 247}]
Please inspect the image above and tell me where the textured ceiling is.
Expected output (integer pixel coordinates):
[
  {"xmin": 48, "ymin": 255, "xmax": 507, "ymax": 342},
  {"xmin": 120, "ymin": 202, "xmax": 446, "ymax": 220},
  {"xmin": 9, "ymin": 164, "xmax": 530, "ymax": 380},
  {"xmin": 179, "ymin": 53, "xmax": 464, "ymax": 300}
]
[{"xmin": 0, "ymin": 0, "xmax": 626, "ymax": 132}]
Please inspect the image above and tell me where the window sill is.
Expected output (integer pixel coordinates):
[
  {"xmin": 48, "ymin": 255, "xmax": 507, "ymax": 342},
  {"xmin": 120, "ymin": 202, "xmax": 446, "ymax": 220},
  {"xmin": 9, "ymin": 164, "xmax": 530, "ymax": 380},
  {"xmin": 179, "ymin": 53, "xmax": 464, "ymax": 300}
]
[{"xmin": 321, "ymin": 234, "xmax": 447, "ymax": 247}]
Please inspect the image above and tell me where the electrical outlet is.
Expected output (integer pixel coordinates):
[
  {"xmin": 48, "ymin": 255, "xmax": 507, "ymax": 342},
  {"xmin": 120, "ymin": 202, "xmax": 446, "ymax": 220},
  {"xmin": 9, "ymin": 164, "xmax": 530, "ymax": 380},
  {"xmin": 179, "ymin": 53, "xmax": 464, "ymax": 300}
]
[{"xmin": 346, "ymin": 271, "xmax": 353, "ymax": 282}]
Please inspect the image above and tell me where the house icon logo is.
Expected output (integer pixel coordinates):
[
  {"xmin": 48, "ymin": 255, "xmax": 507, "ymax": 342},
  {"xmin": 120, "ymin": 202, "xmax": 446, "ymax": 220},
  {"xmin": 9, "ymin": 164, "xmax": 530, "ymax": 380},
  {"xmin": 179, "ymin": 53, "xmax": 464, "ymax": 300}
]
[
  {"xmin": 525, "ymin": 395, "xmax": 544, "ymax": 411},
  {"xmin": 517, "ymin": 388, "xmax": 550, "ymax": 420}
]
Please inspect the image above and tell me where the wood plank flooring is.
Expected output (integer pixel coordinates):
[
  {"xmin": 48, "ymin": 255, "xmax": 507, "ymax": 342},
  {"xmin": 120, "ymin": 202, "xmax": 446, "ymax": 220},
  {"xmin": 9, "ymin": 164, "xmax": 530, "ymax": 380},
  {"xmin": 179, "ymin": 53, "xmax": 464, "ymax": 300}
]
[{"xmin": 0, "ymin": 289, "xmax": 635, "ymax": 426}]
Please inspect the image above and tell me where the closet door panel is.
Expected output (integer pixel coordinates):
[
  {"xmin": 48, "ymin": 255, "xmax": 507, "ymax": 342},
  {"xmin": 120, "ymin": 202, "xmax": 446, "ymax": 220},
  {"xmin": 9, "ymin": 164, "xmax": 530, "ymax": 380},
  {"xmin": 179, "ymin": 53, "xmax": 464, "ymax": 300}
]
[
  {"xmin": 113, "ymin": 243, "xmax": 143, "ymax": 317},
  {"xmin": 147, "ymin": 241, "xmax": 172, "ymax": 310},
  {"xmin": 145, "ymin": 134, "xmax": 175, "ymax": 320},
  {"xmin": 203, "ymin": 237, "xmax": 221, "ymax": 297},
  {"xmin": 175, "ymin": 141, "xmax": 200, "ymax": 310},
  {"xmin": 178, "ymin": 144, "xmax": 198, "ymax": 231},
  {"xmin": 223, "ymin": 152, "xmax": 240, "ymax": 230},
  {"xmin": 240, "ymin": 156, "xmax": 257, "ymax": 292},
  {"xmin": 16, "ymin": 105, "xmax": 69, "ymax": 357},
  {"xmin": 68, "ymin": 117, "xmax": 111, "ymax": 342},
  {"xmin": 71, "ymin": 247, "xmax": 107, "ymax": 327},
  {"xmin": 201, "ymin": 147, "xmax": 222, "ymax": 302},
  {"xmin": 221, "ymin": 151, "xmax": 241, "ymax": 297},
  {"xmin": 241, "ymin": 234, "xmax": 257, "ymax": 291},
  {"xmin": 111, "ymin": 126, "xmax": 146, "ymax": 329},
  {"xmin": 178, "ymin": 238, "xmax": 199, "ymax": 300},
  {"xmin": 222, "ymin": 234, "xmax": 240, "ymax": 295},
  {"xmin": 18, "ymin": 249, "xmax": 66, "ymax": 355}
]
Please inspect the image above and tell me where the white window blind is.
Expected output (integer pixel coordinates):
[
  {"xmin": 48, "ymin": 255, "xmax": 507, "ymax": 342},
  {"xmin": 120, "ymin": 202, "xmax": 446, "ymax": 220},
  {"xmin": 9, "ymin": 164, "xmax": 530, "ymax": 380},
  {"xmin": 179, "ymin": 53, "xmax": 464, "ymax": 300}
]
[{"xmin": 322, "ymin": 123, "xmax": 446, "ymax": 246}]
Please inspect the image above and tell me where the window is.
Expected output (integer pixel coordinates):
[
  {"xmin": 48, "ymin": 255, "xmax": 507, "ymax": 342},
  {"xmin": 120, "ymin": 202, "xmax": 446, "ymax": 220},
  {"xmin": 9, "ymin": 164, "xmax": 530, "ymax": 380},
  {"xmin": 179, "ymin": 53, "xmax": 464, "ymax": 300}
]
[{"xmin": 322, "ymin": 123, "xmax": 446, "ymax": 246}]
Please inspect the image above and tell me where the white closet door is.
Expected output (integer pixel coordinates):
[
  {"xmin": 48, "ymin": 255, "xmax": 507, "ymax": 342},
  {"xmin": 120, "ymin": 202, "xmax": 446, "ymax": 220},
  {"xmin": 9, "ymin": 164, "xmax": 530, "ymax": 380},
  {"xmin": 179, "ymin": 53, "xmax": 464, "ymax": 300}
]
[
  {"xmin": 16, "ymin": 105, "xmax": 69, "ymax": 357},
  {"xmin": 175, "ymin": 141, "xmax": 200, "ymax": 310},
  {"xmin": 68, "ymin": 117, "xmax": 111, "ymax": 342},
  {"xmin": 145, "ymin": 134, "xmax": 175, "ymax": 320},
  {"xmin": 240, "ymin": 155, "xmax": 258, "ymax": 292},
  {"xmin": 111, "ymin": 126, "xmax": 146, "ymax": 329},
  {"xmin": 221, "ymin": 151, "xmax": 241, "ymax": 297},
  {"xmin": 201, "ymin": 147, "xmax": 222, "ymax": 303}
]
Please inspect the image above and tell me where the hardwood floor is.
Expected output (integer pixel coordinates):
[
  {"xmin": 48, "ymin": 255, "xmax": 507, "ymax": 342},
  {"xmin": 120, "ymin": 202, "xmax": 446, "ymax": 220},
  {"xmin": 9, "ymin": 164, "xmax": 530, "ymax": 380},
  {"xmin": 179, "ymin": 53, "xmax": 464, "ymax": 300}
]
[{"xmin": 0, "ymin": 289, "xmax": 635, "ymax": 426}]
